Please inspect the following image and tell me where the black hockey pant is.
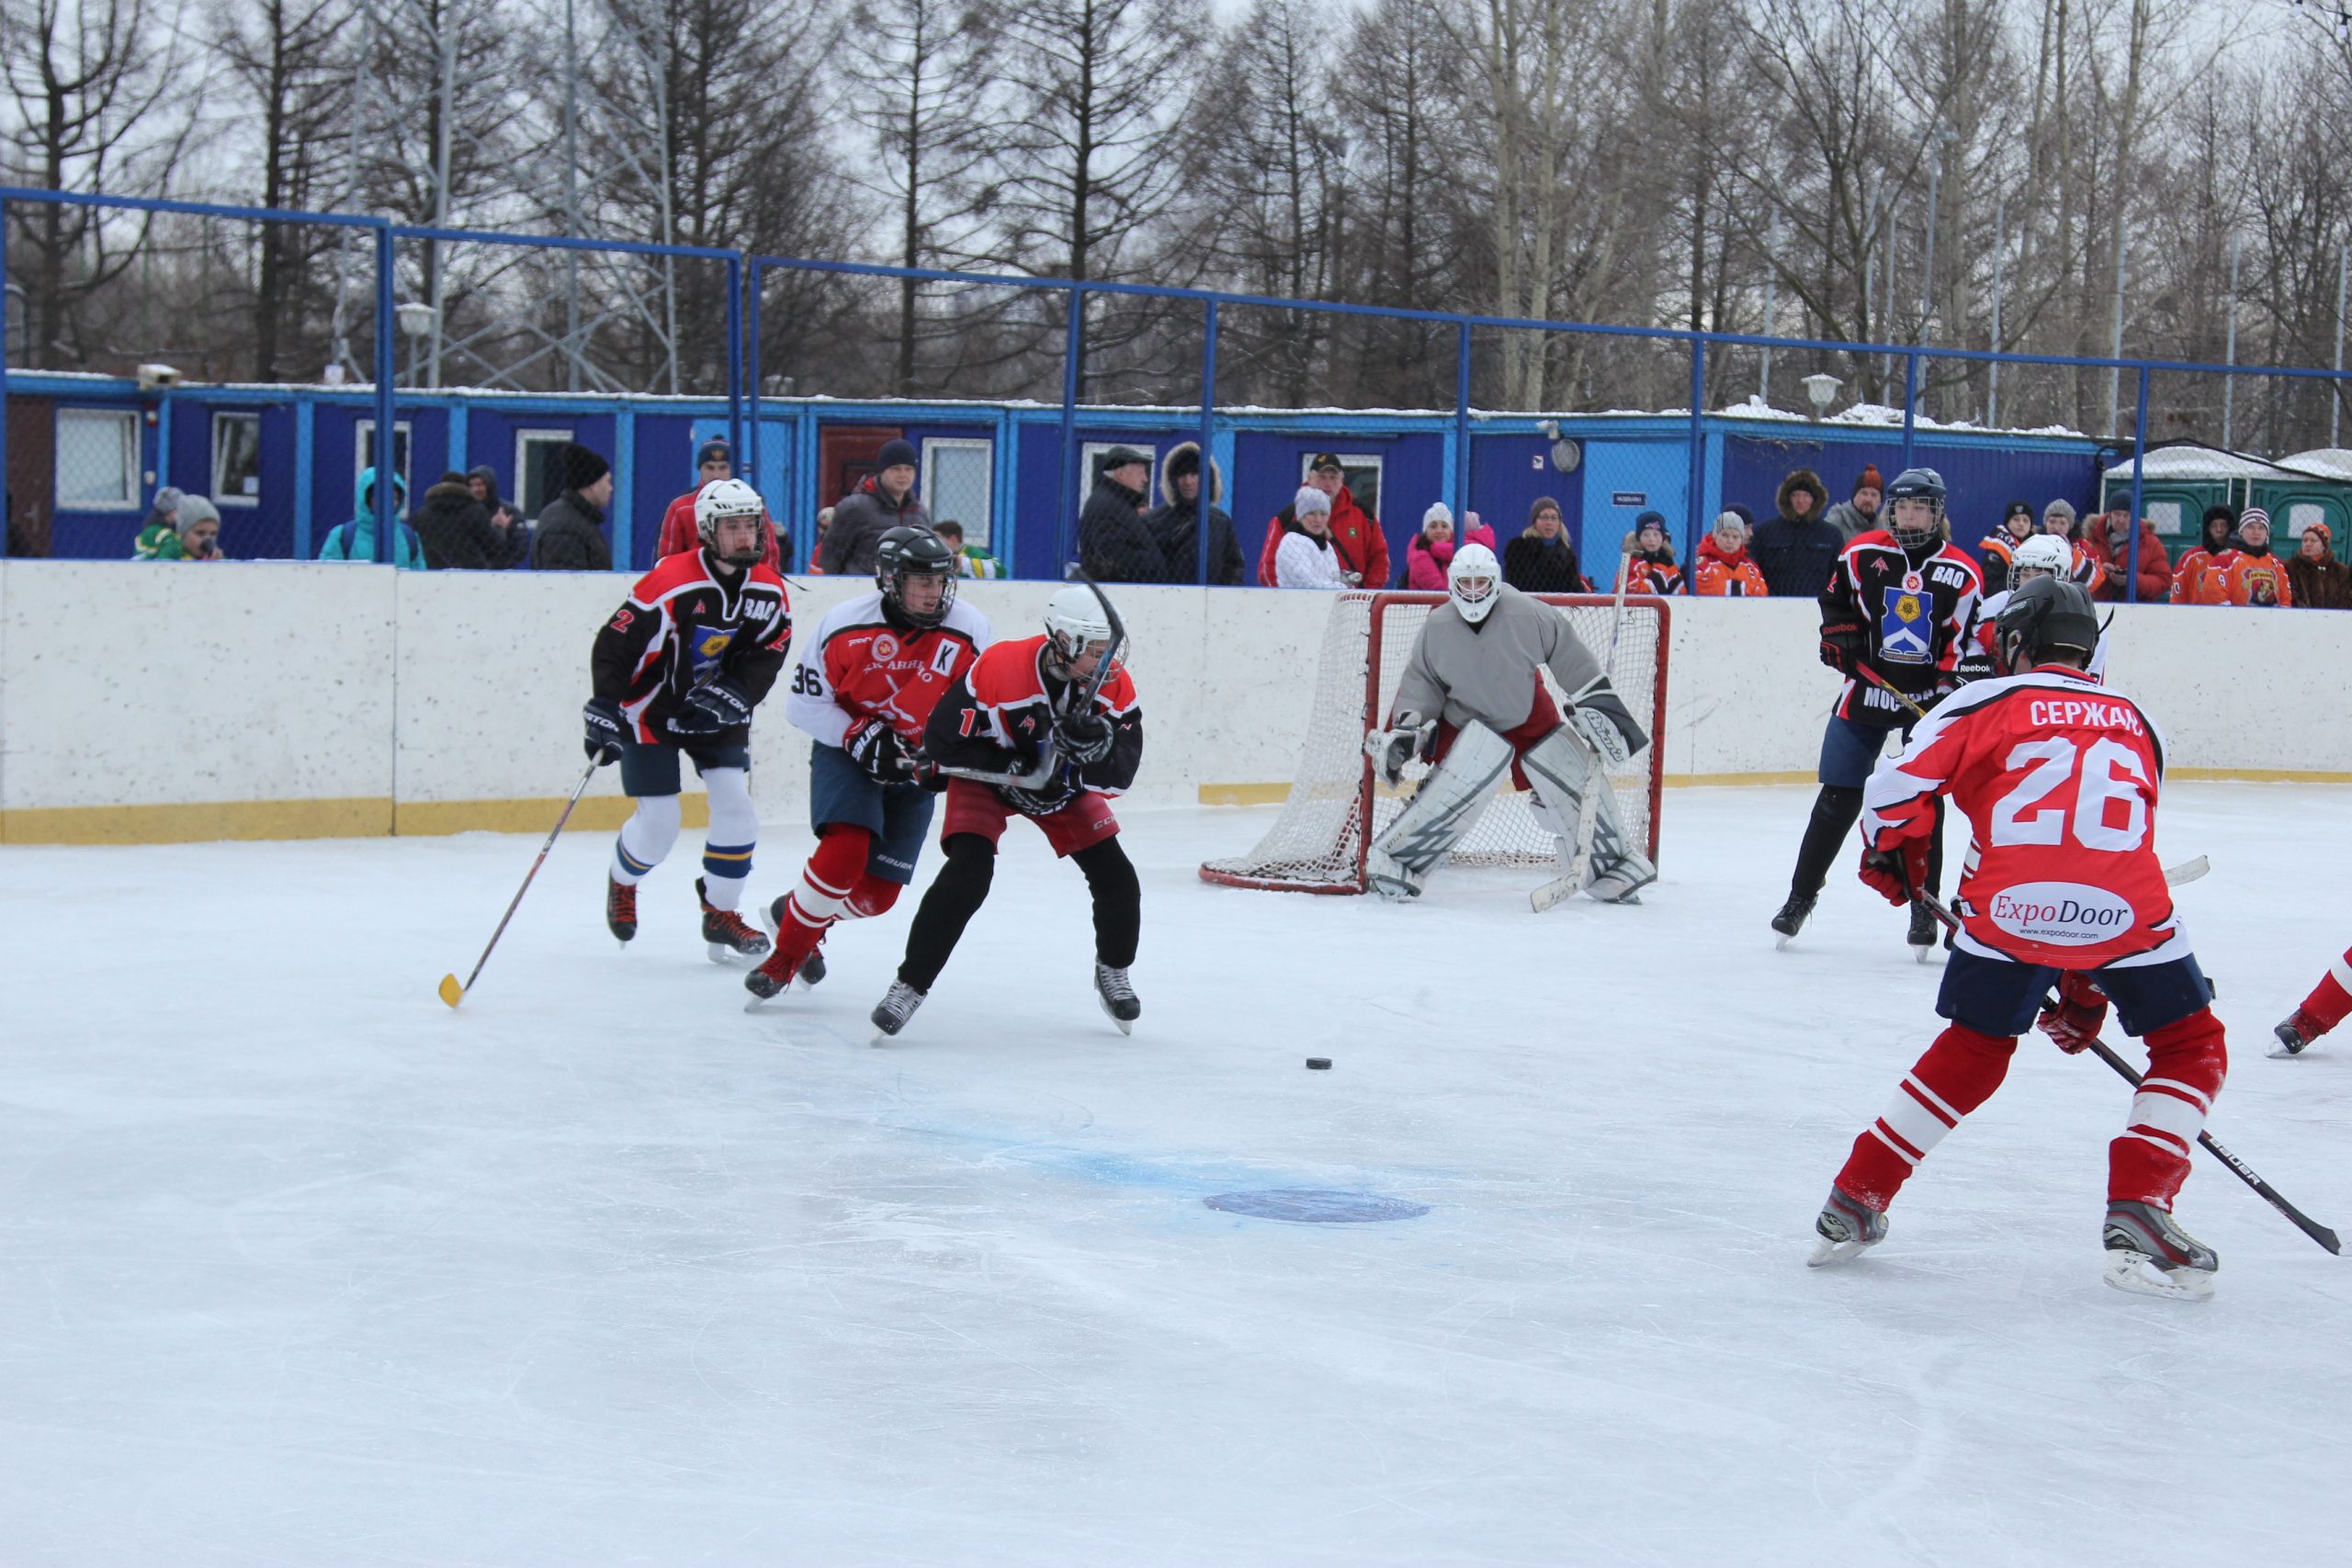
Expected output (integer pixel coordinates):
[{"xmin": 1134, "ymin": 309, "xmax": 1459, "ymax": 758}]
[{"xmin": 897, "ymin": 832, "xmax": 1142, "ymax": 993}]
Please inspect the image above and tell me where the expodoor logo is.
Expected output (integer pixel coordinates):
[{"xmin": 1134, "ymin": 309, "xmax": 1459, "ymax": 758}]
[{"xmin": 1986, "ymin": 881, "xmax": 2133, "ymax": 946}]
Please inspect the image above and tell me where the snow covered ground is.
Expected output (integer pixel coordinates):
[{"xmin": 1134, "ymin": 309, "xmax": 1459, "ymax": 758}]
[{"xmin": 3, "ymin": 784, "xmax": 2348, "ymax": 1566}]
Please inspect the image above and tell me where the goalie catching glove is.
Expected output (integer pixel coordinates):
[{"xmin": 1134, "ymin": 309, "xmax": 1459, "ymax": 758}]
[{"xmin": 1368, "ymin": 711, "xmax": 1437, "ymax": 786}]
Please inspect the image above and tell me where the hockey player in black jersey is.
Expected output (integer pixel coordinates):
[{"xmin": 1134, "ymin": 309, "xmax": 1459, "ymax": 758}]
[{"xmin": 1771, "ymin": 467, "xmax": 1984, "ymax": 955}]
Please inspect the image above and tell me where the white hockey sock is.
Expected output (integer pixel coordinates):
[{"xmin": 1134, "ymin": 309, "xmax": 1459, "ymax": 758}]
[
  {"xmin": 612, "ymin": 794, "xmax": 683, "ymax": 886},
  {"xmin": 698, "ymin": 768, "xmax": 758, "ymax": 908}
]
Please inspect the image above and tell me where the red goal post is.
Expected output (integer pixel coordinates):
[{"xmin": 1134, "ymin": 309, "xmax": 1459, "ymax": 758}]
[{"xmin": 1199, "ymin": 591, "xmax": 1670, "ymax": 895}]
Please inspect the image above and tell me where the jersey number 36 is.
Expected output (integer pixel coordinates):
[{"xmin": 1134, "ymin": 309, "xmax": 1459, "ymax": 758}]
[{"xmin": 1990, "ymin": 738, "xmax": 2150, "ymax": 852}]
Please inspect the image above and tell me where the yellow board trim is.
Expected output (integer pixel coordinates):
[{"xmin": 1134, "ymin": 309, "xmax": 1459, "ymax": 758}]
[{"xmin": 0, "ymin": 794, "xmax": 709, "ymax": 845}]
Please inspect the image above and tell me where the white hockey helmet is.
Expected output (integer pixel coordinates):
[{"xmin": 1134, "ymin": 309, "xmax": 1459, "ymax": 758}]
[
  {"xmin": 1043, "ymin": 584, "xmax": 1117, "ymax": 676},
  {"xmin": 2008, "ymin": 531, "xmax": 2072, "ymax": 591},
  {"xmin": 1449, "ymin": 541, "xmax": 1502, "ymax": 624},
  {"xmin": 695, "ymin": 478, "xmax": 766, "ymax": 566}
]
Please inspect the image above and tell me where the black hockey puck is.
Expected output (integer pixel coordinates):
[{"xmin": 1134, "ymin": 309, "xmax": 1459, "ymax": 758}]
[{"xmin": 1306, "ymin": 1057, "xmax": 1331, "ymax": 1070}]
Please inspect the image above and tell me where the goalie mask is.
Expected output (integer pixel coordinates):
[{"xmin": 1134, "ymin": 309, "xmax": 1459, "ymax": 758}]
[
  {"xmin": 1995, "ymin": 575, "xmax": 2099, "ymax": 674},
  {"xmin": 1449, "ymin": 542, "xmax": 1502, "ymax": 624},
  {"xmin": 875, "ymin": 525, "xmax": 956, "ymax": 628},
  {"xmin": 695, "ymin": 478, "xmax": 768, "ymax": 568},
  {"xmin": 1883, "ymin": 467, "xmax": 1946, "ymax": 552},
  {"xmin": 2008, "ymin": 532, "xmax": 2073, "ymax": 592},
  {"xmin": 1042, "ymin": 584, "xmax": 1116, "ymax": 679}
]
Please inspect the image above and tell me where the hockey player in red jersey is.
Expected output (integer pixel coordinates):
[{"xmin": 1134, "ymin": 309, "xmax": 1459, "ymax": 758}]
[
  {"xmin": 1773, "ymin": 468, "xmax": 1984, "ymax": 955},
  {"xmin": 1811, "ymin": 577, "xmax": 2231, "ymax": 1299},
  {"xmin": 583, "ymin": 479, "xmax": 792, "ymax": 962},
  {"xmin": 2271, "ymin": 947, "xmax": 2352, "ymax": 1056},
  {"xmin": 869, "ymin": 585, "xmax": 1144, "ymax": 1041},
  {"xmin": 742, "ymin": 527, "xmax": 990, "ymax": 1004}
]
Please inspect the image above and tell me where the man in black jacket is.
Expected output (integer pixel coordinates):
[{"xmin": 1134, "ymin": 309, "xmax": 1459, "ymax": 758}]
[
  {"xmin": 1749, "ymin": 468, "xmax": 1838, "ymax": 597},
  {"xmin": 532, "ymin": 444, "xmax": 616, "ymax": 571},
  {"xmin": 1145, "ymin": 442, "xmax": 1242, "ymax": 585},
  {"xmin": 1078, "ymin": 446, "xmax": 1165, "ymax": 581},
  {"xmin": 413, "ymin": 471, "xmax": 502, "ymax": 570},
  {"xmin": 821, "ymin": 437, "xmax": 930, "ymax": 576}
]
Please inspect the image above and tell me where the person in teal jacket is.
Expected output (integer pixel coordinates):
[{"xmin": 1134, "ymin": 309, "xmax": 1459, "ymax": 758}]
[{"xmin": 319, "ymin": 468, "xmax": 424, "ymax": 568}]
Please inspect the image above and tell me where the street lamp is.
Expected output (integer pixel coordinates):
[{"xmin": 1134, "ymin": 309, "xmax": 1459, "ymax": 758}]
[
  {"xmin": 395, "ymin": 300, "xmax": 436, "ymax": 385},
  {"xmin": 1804, "ymin": 373, "xmax": 1842, "ymax": 419}
]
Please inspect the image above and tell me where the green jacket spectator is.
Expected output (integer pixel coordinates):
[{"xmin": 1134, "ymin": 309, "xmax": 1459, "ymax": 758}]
[
  {"xmin": 141, "ymin": 494, "xmax": 224, "ymax": 560},
  {"xmin": 933, "ymin": 519, "xmax": 1005, "ymax": 578}
]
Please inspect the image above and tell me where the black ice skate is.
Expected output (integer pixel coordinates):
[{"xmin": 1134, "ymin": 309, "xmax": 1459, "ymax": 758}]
[
  {"xmin": 1806, "ymin": 1186, "xmax": 1887, "ymax": 1268},
  {"xmin": 606, "ymin": 874, "xmax": 638, "ymax": 945},
  {"xmin": 696, "ymin": 877, "xmax": 771, "ymax": 965},
  {"xmin": 1094, "ymin": 963, "xmax": 1141, "ymax": 1035},
  {"xmin": 1907, "ymin": 897, "xmax": 1939, "ymax": 963},
  {"xmin": 2103, "ymin": 1201, "xmax": 2218, "ymax": 1300},
  {"xmin": 2272, "ymin": 1007, "xmax": 2324, "ymax": 1058},
  {"xmin": 870, "ymin": 980, "xmax": 926, "ymax": 1044},
  {"xmin": 1770, "ymin": 892, "xmax": 1816, "ymax": 948}
]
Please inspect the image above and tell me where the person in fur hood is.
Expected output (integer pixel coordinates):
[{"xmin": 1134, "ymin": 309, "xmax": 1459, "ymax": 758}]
[
  {"xmin": 1749, "ymin": 468, "xmax": 1838, "ymax": 596},
  {"xmin": 1145, "ymin": 441, "xmax": 1244, "ymax": 584}
]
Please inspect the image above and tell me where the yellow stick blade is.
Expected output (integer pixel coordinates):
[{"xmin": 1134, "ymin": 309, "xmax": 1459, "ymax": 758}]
[{"xmin": 437, "ymin": 974, "xmax": 464, "ymax": 1009}]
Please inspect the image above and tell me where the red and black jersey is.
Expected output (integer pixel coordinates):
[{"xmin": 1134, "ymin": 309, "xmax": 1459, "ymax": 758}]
[
  {"xmin": 782, "ymin": 589, "xmax": 992, "ymax": 749},
  {"xmin": 1862, "ymin": 665, "xmax": 2177, "ymax": 970},
  {"xmin": 922, "ymin": 633, "xmax": 1144, "ymax": 805},
  {"xmin": 1821, "ymin": 529, "xmax": 1984, "ymax": 725},
  {"xmin": 591, "ymin": 547, "xmax": 792, "ymax": 743}
]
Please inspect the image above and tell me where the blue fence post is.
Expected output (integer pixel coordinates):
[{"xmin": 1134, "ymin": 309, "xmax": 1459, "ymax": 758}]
[
  {"xmin": 1452, "ymin": 321, "xmax": 1472, "ymax": 525},
  {"xmin": 293, "ymin": 397, "xmax": 315, "ymax": 558},
  {"xmin": 1057, "ymin": 283, "xmax": 1084, "ymax": 576},
  {"xmin": 1900, "ymin": 352, "xmax": 1919, "ymax": 472},
  {"xmin": 0, "ymin": 198, "xmax": 8, "ymax": 554},
  {"xmin": 373, "ymin": 226, "xmax": 398, "ymax": 564},
  {"xmin": 1196, "ymin": 299, "xmax": 1217, "ymax": 586},
  {"xmin": 743, "ymin": 259, "xmax": 763, "ymax": 491},
  {"xmin": 726, "ymin": 254, "xmax": 745, "ymax": 468},
  {"xmin": 2128, "ymin": 365, "xmax": 2152, "ymax": 604},
  {"xmin": 1687, "ymin": 336, "xmax": 1706, "ymax": 564}
]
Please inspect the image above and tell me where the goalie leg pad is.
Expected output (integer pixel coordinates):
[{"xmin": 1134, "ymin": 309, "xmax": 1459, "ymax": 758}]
[
  {"xmin": 1365, "ymin": 720, "xmax": 1514, "ymax": 897},
  {"xmin": 1520, "ymin": 727, "xmax": 1657, "ymax": 900}
]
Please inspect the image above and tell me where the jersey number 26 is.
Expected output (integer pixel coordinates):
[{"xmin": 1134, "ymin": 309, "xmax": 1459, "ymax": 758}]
[{"xmin": 1989, "ymin": 737, "xmax": 2150, "ymax": 852}]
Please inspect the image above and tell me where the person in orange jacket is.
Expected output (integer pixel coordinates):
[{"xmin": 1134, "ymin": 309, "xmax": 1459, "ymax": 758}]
[
  {"xmin": 2194, "ymin": 507, "xmax": 2294, "ymax": 606},
  {"xmin": 2169, "ymin": 504, "xmax": 2238, "ymax": 603},
  {"xmin": 1616, "ymin": 512, "xmax": 1685, "ymax": 593},
  {"xmin": 655, "ymin": 439, "xmax": 781, "ymax": 570},
  {"xmin": 1691, "ymin": 510, "xmax": 1769, "ymax": 595},
  {"xmin": 1256, "ymin": 452, "xmax": 1388, "ymax": 589}
]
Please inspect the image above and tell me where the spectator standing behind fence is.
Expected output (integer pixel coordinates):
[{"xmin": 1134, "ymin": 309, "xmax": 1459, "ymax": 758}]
[
  {"xmin": 1257, "ymin": 453, "xmax": 1385, "ymax": 589},
  {"xmin": 933, "ymin": 519, "xmax": 1004, "ymax": 578},
  {"xmin": 1822, "ymin": 465, "xmax": 1884, "ymax": 541},
  {"xmin": 530, "ymin": 446, "xmax": 615, "ymax": 571},
  {"xmin": 1148, "ymin": 442, "xmax": 1244, "ymax": 585},
  {"xmin": 1750, "ymin": 468, "xmax": 1838, "ymax": 596},
  {"xmin": 2287, "ymin": 519, "xmax": 2352, "ymax": 608},
  {"xmin": 2170, "ymin": 505, "xmax": 2239, "ymax": 603},
  {"xmin": 1619, "ymin": 512, "xmax": 1685, "ymax": 593},
  {"xmin": 1078, "ymin": 446, "xmax": 1165, "ymax": 581},
  {"xmin": 2080, "ymin": 504, "xmax": 2171, "ymax": 602},
  {"xmin": 1403, "ymin": 502, "xmax": 1494, "ymax": 588},
  {"xmin": 809, "ymin": 506, "xmax": 835, "ymax": 574},
  {"xmin": 141, "ymin": 493, "xmax": 224, "ymax": 560},
  {"xmin": 132, "ymin": 486, "xmax": 184, "ymax": 558},
  {"xmin": 2196, "ymin": 508, "xmax": 2294, "ymax": 605},
  {"xmin": 467, "ymin": 466, "xmax": 531, "ymax": 568},
  {"xmin": 413, "ymin": 471, "xmax": 505, "ymax": 570},
  {"xmin": 320, "ymin": 469, "xmax": 424, "ymax": 568},
  {"xmin": 1274, "ymin": 486, "xmax": 1353, "ymax": 588},
  {"xmin": 2038, "ymin": 499, "xmax": 2102, "ymax": 590},
  {"xmin": 1693, "ymin": 510, "xmax": 1769, "ymax": 595},
  {"xmin": 656, "ymin": 440, "xmax": 780, "ymax": 571},
  {"xmin": 1976, "ymin": 500, "xmax": 2035, "ymax": 582},
  {"xmin": 1501, "ymin": 496, "xmax": 1590, "ymax": 592},
  {"xmin": 821, "ymin": 438, "xmax": 929, "ymax": 576}
]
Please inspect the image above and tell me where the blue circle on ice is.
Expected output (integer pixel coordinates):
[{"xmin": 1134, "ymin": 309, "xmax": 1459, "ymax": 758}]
[{"xmin": 1203, "ymin": 1190, "xmax": 1430, "ymax": 1224}]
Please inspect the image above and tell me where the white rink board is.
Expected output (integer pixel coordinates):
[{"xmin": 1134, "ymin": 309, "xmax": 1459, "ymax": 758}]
[
  {"xmin": 0, "ymin": 785, "xmax": 2347, "ymax": 1563},
  {"xmin": 3, "ymin": 560, "xmax": 2351, "ymax": 825}
]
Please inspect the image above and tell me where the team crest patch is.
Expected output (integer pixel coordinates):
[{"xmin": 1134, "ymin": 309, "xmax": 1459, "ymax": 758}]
[
  {"xmin": 1879, "ymin": 579, "xmax": 1931, "ymax": 664},
  {"xmin": 687, "ymin": 624, "xmax": 735, "ymax": 674},
  {"xmin": 872, "ymin": 633, "xmax": 899, "ymax": 662}
]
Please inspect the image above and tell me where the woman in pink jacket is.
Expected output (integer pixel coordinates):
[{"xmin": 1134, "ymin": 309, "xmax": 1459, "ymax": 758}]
[{"xmin": 1401, "ymin": 503, "xmax": 1497, "ymax": 589}]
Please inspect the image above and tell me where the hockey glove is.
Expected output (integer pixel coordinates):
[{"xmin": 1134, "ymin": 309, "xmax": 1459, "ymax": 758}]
[
  {"xmin": 1003, "ymin": 777, "xmax": 1077, "ymax": 818},
  {"xmin": 1570, "ymin": 704, "xmax": 1634, "ymax": 770},
  {"xmin": 669, "ymin": 679, "xmax": 753, "ymax": 739},
  {"xmin": 1857, "ymin": 836, "xmax": 1928, "ymax": 908},
  {"xmin": 1819, "ymin": 617, "xmax": 1868, "ymax": 675},
  {"xmin": 2037, "ymin": 972, "xmax": 2109, "ymax": 1055},
  {"xmin": 1057, "ymin": 710, "xmax": 1116, "ymax": 765},
  {"xmin": 582, "ymin": 696, "xmax": 627, "ymax": 765},
  {"xmin": 845, "ymin": 717, "xmax": 911, "ymax": 782},
  {"xmin": 1369, "ymin": 711, "xmax": 1435, "ymax": 787}
]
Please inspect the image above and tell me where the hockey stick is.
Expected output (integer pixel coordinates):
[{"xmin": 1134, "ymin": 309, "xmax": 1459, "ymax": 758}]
[
  {"xmin": 438, "ymin": 756, "xmax": 602, "ymax": 1008},
  {"xmin": 1910, "ymin": 887, "xmax": 2339, "ymax": 1255},
  {"xmin": 927, "ymin": 577, "xmax": 1126, "ymax": 794},
  {"xmin": 1550, "ymin": 537, "xmax": 1644, "ymax": 904},
  {"xmin": 1856, "ymin": 662, "xmax": 1934, "ymax": 722}
]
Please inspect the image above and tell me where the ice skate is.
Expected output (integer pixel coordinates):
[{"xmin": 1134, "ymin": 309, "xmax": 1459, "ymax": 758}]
[
  {"xmin": 1770, "ymin": 892, "xmax": 1815, "ymax": 948},
  {"xmin": 1907, "ymin": 897, "xmax": 1940, "ymax": 963},
  {"xmin": 742, "ymin": 945, "xmax": 822, "ymax": 1010},
  {"xmin": 2272, "ymin": 1007, "xmax": 2324, "ymax": 1058},
  {"xmin": 606, "ymin": 874, "xmax": 638, "ymax": 946},
  {"xmin": 870, "ymin": 979, "xmax": 926, "ymax": 1043},
  {"xmin": 2102, "ymin": 1201, "xmax": 2218, "ymax": 1301},
  {"xmin": 1806, "ymin": 1186, "xmax": 1887, "ymax": 1268},
  {"xmin": 696, "ymin": 877, "xmax": 771, "ymax": 965},
  {"xmin": 1094, "ymin": 963, "xmax": 1140, "ymax": 1035}
]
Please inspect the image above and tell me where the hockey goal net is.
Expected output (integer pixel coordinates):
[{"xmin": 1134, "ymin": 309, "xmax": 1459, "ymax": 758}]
[{"xmin": 1200, "ymin": 592, "xmax": 1669, "ymax": 895}]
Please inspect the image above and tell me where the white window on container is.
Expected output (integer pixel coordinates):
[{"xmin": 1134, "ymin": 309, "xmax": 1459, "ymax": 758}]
[
  {"xmin": 2143, "ymin": 501, "xmax": 2182, "ymax": 536},
  {"xmin": 354, "ymin": 420, "xmax": 413, "ymax": 512},
  {"xmin": 212, "ymin": 412, "xmax": 262, "ymax": 506},
  {"xmin": 1301, "ymin": 451, "xmax": 1384, "ymax": 523},
  {"xmin": 1081, "ymin": 441, "xmax": 1153, "ymax": 502},
  {"xmin": 2290, "ymin": 502, "xmax": 2328, "ymax": 537},
  {"xmin": 516, "ymin": 428, "xmax": 575, "ymax": 520},
  {"xmin": 922, "ymin": 439, "xmax": 993, "ymax": 545},
  {"xmin": 55, "ymin": 408, "xmax": 141, "ymax": 510}
]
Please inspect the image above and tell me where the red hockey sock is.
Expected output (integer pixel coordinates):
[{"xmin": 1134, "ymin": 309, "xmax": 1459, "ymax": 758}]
[
  {"xmin": 774, "ymin": 828, "xmax": 873, "ymax": 961},
  {"xmin": 2295, "ymin": 948, "xmax": 2352, "ymax": 1036},
  {"xmin": 844, "ymin": 872, "xmax": 903, "ymax": 919},
  {"xmin": 1835, "ymin": 1023, "xmax": 2018, "ymax": 1212},
  {"xmin": 2109, "ymin": 1008, "xmax": 2227, "ymax": 1209}
]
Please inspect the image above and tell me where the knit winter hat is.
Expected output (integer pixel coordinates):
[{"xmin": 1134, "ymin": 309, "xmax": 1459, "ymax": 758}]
[
  {"xmin": 695, "ymin": 438, "xmax": 733, "ymax": 468},
  {"xmin": 875, "ymin": 438, "xmax": 919, "ymax": 472},
  {"xmin": 2004, "ymin": 499, "xmax": 2033, "ymax": 524},
  {"xmin": 2239, "ymin": 506, "xmax": 2272, "ymax": 539},
  {"xmin": 153, "ymin": 485, "xmax": 185, "ymax": 514},
  {"xmin": 1853, "ymin": 465, "xmax": 1884, "ymax": 497},
  {"xmin": 1635, "ymin": 510, "xmax": 1668, "ymax": 541},
  {"xmin": 560, "ymin": 444, "xmax": 610, "ymax": 491},
  {"xmin": 1293, "ymin": 485, "xmax": 1331, "ymax": 518},
  {"xmin": 1421, "ymin": 502, "xmax": 1453, "ymax": 533},
  {"xmin": 2041, "ymin": 498, "xmax": 2076, "ymax": 529}
]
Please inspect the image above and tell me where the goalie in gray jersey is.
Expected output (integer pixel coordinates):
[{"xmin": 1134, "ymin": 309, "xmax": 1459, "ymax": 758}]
[{"xmin": 1366, "ymin": 543, "xmax": 1657, "ymax": 905}]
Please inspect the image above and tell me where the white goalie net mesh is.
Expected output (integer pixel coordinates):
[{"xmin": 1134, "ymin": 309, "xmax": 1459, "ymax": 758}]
[{"xmin": 1199, "ymin": 592, "xmax": 1668, "ymax": 893}]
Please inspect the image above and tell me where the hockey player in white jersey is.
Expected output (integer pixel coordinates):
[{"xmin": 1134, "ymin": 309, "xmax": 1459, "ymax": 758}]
[
  {"xmin": 1959, "ymin": 533, "xmax": 2109, "ymax": 683},
  {"xmin": 1364, "ymin": 544, "xmax": 1656, "ymax": 906}
]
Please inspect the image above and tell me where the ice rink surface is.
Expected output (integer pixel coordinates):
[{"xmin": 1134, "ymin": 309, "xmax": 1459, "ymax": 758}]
[{"xmin": 4, "ymin": 783, "xmax": 2349, "ymax": 1566}]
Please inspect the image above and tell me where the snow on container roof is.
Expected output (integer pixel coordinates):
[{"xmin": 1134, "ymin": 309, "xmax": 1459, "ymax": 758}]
[
  {"xmin": 2281, "ymin": 448, "xmax": 2352, "ymax": 480},
  {"xmin": 2101, "ymin": 442, "xmax": 2302, "ymax": 481}
]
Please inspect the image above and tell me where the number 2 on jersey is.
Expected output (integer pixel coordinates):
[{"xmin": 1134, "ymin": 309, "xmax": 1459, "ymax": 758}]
[{"xmin": 1989, "ymin": 737, "xmax": 2149, "ymax": 852}]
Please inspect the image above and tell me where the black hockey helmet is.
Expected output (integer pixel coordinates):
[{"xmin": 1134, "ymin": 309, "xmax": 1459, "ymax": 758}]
[
  {"xmin": 876, "ymin": 525, "xmax": 956, "ymax": 628},
  {"xmin": 1995, "ymin": 575, "xmax": 2099, "ymax": 673},
  {"xmin": 1883, "ymin": 466, "xmax": 1946, "ymax": 551}
]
